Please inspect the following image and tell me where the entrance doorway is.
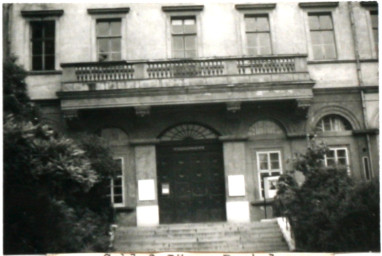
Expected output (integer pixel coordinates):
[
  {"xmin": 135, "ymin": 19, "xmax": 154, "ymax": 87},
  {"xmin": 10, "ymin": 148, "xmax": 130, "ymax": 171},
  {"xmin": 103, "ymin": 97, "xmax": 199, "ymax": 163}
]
[{"xmin": 156, "ymin": 124, "xmax": 226, "ymax": 224}]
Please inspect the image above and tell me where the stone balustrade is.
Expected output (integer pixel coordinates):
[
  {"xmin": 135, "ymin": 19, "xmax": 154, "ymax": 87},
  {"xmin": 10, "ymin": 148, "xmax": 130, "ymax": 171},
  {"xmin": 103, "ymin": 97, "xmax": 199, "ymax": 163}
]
[{"xmin": 61, "ymin": 55, "xmax": 308, "ymax": 92}]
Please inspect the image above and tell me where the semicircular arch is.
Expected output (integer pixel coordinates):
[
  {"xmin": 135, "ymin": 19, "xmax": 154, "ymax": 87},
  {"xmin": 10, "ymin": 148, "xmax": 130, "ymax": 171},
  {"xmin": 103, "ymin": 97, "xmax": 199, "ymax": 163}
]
[
  {"xmin": 248, "ymin": 118, "xmax": 287, "ymax": 137},
  {"xmin": 158, "ymin": 122, "xmax": 220, "ymax": 141},
  {"xmin": 310, "ymin": 105, "xmax": 361, "ymax": 131}
]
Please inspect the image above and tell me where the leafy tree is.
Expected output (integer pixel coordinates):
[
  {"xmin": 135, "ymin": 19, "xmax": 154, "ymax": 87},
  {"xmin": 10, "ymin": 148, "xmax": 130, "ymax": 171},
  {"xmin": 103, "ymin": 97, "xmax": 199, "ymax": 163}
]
[
  {"xmin": 274, "ymin": 140, "xmax": 380, "ymax": 252},
  {"xmin": 3, "ymin": 58, "xmax": 118, "ymax": 253}
]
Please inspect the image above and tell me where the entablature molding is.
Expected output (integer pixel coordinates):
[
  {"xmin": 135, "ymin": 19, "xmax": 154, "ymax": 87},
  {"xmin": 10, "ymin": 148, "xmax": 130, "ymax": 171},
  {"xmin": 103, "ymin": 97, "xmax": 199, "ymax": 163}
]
[
  {"xmin": 21, "ymin": 9, "xmax": 64, "ymax": 18},
  {"xmin": 299, "ymin": 2, "xmax": 339, "ymax": 9},
  {"xmin": 87, "ymin": 7, "xmax": 130, "ymax": 15},
  {"xmin": 162, "ymin": 5, "xmax": 204, "ymax": 12},
  {"xmin": 235, "ymin": 3, "xmax": 276, "ymax": 10}
]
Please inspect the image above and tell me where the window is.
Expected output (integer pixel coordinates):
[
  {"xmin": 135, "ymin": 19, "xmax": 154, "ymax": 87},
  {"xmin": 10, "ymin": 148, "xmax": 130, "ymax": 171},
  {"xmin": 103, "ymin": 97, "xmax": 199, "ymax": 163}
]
[
  {"xmin": 96, "ymin": 19, "xmax": 121, "ymax": 61},
  {"xmin": 248, "ymin": 120, "xmax": 284, "ymax": 137},
  {"xmin": 30, "ymin": 20, "xmax": 55, "ymax": 70},
  {"xmin": 171, "ymin": 17, "xmax": 197, "ymax": 58},
  {"xmin": 325, "ymin": 147, "xmax": 350, "ymax": 174},
  {"xmin": 308, "ymin": 13, "xmax": 337, "ymax": 59},
  {"xmin": 110, "ymin": 157, "xmax": 124, "ymax": 206},
  {"xmin": 257, "ymin": 151, "xmax": 282, "ymax": 199},
  {"xmin": 245, "ymin": 15, "xmax": 272, "ymax": 55},
  {"xmin": 370, "ymin": 11, "xmax": 378, "ymax": 53},
  {"xmin": 316, "ymin": 115, "xmax": 352, "ymax": 132},
  {"xmin": 363, "ymin": 156, "xmax": 372, "ymax": 181}
]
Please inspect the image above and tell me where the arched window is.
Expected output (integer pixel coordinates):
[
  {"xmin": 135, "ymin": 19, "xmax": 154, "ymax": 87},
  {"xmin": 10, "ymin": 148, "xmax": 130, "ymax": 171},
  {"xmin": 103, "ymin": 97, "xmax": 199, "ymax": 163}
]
[
  {"xmin": 316, "ymin": 115, "xmax": 352, "ymax": 132},
  {"xmin": 160, "ymin": 124, "xmax": 218, "ymax": 141},
  {"xmin": 248, "ymin": 120, "xmax": 285, "ymax": 137},
  {"xmin": 101, "ymin": 128, "xmax": 129, "ymax": 146}
]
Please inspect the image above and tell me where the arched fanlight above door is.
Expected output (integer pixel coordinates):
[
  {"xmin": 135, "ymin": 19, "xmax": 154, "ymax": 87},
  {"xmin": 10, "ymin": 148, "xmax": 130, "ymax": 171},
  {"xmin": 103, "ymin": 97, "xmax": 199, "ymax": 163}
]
[{"xmin": 160, "ymin": 123, "xmax": 218, "ymax": 141}]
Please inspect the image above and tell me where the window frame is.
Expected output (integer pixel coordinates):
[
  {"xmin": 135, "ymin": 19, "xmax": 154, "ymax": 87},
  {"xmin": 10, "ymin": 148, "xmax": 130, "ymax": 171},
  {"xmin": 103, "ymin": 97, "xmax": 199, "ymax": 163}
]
[
  {"xmin": 369, "ymin": 10, "xmax": 378, "ymax": 57},
  {"xmin": 362, "ymin": 156, "xmax": 372, "ymax": 181},
  {"xmin": 236, "ymin": 5, "xmax": 276, "ymax": 56},
  {"xmin": 163, "ymin": 6, "xmax": 204, "ymax": 59},
  {"xmin": 315, "ymin": 114, "xmax": 352, "ymax": 132},
  {"xmin": 88, "ymin": 12, "xmax": 128, "ymax": 62},
  {"xmin": 307, "ymin": 12, "xmax": 338, "ymax": 60},
  {"xmin": 324, "ymin": 147, "xmax": 350, "ymax": 175},
  {"xmin": 110, "ymin": 156, "xmax": 125, "ymax": 207},
  {"xmin": 170, "ymin": 16, "xmax": 197, "ymax": 58},
  {"xmin": 244, "ymin": 14, "xmax": 273, "ymax": 56},
  {"xmin": 256, "ymin": 150, "xmax": 282, "ymax": 200},
  {"xmin": 96, "ymin": 18, "xmax": 122, "ymax": 61}
]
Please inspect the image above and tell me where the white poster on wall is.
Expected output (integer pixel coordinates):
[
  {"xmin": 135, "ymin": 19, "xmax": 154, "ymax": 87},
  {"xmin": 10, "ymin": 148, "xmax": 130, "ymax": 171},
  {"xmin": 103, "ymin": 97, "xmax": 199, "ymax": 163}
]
[
  {"xmin": 138, "ymin": 179, "xmax": 156, "ymax": 201},
  {"xmin": 228, "ymin": 175, "xmax": 246, "ymax": 196}
]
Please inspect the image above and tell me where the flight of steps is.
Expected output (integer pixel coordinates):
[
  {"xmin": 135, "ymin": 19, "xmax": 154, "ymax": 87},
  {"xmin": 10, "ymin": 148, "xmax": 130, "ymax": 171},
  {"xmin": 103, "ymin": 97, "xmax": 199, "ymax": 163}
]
[{"xmin": 113, "ymin": 220, "xmax": 289, "ymax": 252}]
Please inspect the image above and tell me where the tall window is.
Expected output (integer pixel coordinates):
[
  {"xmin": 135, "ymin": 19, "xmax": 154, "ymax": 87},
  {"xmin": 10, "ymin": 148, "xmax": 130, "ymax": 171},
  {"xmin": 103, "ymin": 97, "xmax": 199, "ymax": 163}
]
[
  {"xmin": 96, "ymin": 19, "xmax": 121, "ymax": 61},
  {"xmin": 316, "ymin": 115, "xmax": 352, "ymax": 132},
  {"xmin": 325, "ymin": 147, "xmax": 350, "ymax": 174},
  {"xmin": 370, "ymin": 11, "xmax": 378, "ymax": 53},
  {"xmin": 171, "ymin": 17, "xmax": 197, "ymax": 58},
  {"xmin": 110, "ymin": 157, "xmax": 124, "ymax": 206},
  {"xmin": 308, "ymin": 13, "xmax": 337, "ymax": 59},
  {"xmin": 257, "ymin": 151, "xmax": 282, "ymax": 199},
  {"xmin": 245, "ymin": 15, "xmax": 272, "ymax": 55},
  {"xmin": 30, "ymin": 20, "xmax": 55, "ymax": 70}
]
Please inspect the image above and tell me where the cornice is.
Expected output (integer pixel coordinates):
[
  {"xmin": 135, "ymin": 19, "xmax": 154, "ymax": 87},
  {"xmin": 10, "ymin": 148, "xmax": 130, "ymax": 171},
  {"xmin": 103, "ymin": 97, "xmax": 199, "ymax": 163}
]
[
  {"xmin": 162, "ymin": 5, "xmax": 204, "ymax": 12},
  {"xmin": 235, "ymin": 4, "xmax": 276, "ymax": 10},
  {"xmin": 87, "ymin": 7, "xmax": 130, "ymax": 15},
  {"xmin": 21, "ymin": 9, "xmax": 64, "ymax": 18},
  {"xmin": 299, "ymin": 2, "xmax": 339, "ymax": 8}
]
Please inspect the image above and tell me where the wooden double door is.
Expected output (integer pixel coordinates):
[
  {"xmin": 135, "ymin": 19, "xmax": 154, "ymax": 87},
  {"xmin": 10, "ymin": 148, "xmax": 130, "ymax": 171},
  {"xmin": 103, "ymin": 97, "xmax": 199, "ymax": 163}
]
[{"xmin": 157, "ymin": 142, "xmax": 226, "ymax": 224}]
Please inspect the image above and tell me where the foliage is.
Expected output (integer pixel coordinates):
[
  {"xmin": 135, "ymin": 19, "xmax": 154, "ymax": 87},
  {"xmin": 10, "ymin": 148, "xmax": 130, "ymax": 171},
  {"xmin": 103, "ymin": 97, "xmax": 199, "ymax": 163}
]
[
  {"xmin": 274, "ymin": 140, "xmax": 380, "ymax": 252},
  {"xmin": 3, "ymin": 59, "xmax": 118, "ymax": 253},
  {"xmin": 3, "ymin": 56, "xmax": 37, "ymax": 120}
]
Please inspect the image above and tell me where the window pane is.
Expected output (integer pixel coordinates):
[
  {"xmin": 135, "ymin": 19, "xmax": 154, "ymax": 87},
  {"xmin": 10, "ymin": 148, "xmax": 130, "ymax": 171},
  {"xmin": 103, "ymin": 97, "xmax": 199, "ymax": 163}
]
[
  {"xmin": 185, "ymin": 36, "xmax": 196, "ymax": 50},
  {"xmin": 319, "ymin": 15, "xmax": 333, "ymax": 29},
  {"xmin": 45, "ymin": 21, "xmax": 55, "ymax": 38},
  {"xmin": 271, "ymin": 161, "xmax": 280, "ymax": 170},
  {"xmin": 172, "ymin": 36, "xmax": 184, "ymax": 50},
  {"xmin": 324, "ymin": 44, "xmax": 336, "ymax": 59},
  {"xmin": 32, "ymin": 40, "xmax": 43, "ymax": 55},
  {"xmin": 185, "ymin": 50, "xmax": 196, "ymax": 58},
  {"xmin": 184, "ymin": 19, "xmax": 196, "ymax": 34},
  {"xmin": 114, "ymin": 187, "xmax": 122, "ymax": 195},
  {"xmin": 247, "ymin": 33, "xmax": 257, "ymax": 48},
  {"xmin": 111, "ymin": 52, "xmax": 121, "ymax": 61},
  {"xmin": 45, "ymin": 39, "xmax": 55, "ymax": 55},
  {"xmin": 97, "ymin": 21, "xmax": 109, "ymax": 36},
  {"xmin": 173, "ymin": 50, "xmax": 184, "ymax": 58},
  {"xmin": 45, "ymin": 55, "xmax": 55, "ymax": 70},
  {"xmin": 111, "ymin": 38, "xmax": 121, "ymax": 52},
  {"xmin": 31, "ymin": 21, "xmax": 43, "ymax": 39},
  {"xmin": 258, "ymin": 33, "xmax": 271, "ymax": 54},
  {"xmin": 98, "ymin": 38, "xmax": 109, "ymax": 53},
  {"xmin": 114, "ymin": 195, "xmax": 123, "ymax": 203},
  {"xmin": 338, "ymin": 158, "xmax": 347, "ymax": 165},
  {"xmin": 326, "ymin": 159, "xmax": 335, "ymax": 166},
  {"xmin": 270, "ymin": 153, "xmax": 279, "ymax": 161},
  {"xmin": 32, "ymin": 56, "xmax": 43, "ymax": 70},
  {"xmin": 313, "ymin": 45, "xmax": 324, "ymax": 60},
  {"xmin": 110, "ymin": 21, "xmax": 121, "ymax": 36},
  {"xmin": 370, "ymin": 13, "xmax": 378, "ymax": 28},
  {"xmin": 171, "ymin": 19, "xmax": 183, "ymax": 34},
  {"xmin": 256, "ymin": 17, "xmax": 270, "ymax": 31},
  {"xmin": 245, "ymin": 17, "xmax": 257, "ymax": 32},
  {"xmin": 309, "ymin": 15, "xmax": 320, "ymax": 30},
  {"xmin": 311, "ymin": 31, "xmax": 322, "ymax": 45},
  {"xmin": 114, "ymin": 178, "xmax": 122, "ymax": 187},
  {"xmin": 337, "ymin": 149, "xmax": 346, "ymax": 157},
  {"xmin": 327, "ymin": 150, "xmax": 335, "ymax": 158}
]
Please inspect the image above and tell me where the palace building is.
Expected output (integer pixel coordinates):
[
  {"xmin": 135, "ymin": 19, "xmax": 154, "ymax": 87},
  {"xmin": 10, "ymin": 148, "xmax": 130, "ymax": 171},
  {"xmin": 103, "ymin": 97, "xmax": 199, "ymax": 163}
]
[{"xmin": 4, "ymin": 2, "xmax": 379, "ymax": 251}]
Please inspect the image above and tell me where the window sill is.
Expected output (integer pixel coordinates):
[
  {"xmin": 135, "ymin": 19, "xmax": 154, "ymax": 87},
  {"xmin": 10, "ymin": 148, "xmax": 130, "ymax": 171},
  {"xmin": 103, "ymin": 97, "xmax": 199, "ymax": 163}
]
[
  {"xmin": 114, "ymin": 206, "xmax": 135, "ymax": 213},
  {"xmin": 28, "ymin": 70, "xmax": 62, "ymax": 76}
]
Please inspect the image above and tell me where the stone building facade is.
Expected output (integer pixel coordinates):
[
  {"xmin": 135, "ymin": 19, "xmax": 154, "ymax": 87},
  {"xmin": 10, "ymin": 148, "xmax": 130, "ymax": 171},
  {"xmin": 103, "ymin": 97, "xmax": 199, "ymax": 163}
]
[{"xmin": 5, "ymin": 2, "xmax": 379, "ymax": 227}]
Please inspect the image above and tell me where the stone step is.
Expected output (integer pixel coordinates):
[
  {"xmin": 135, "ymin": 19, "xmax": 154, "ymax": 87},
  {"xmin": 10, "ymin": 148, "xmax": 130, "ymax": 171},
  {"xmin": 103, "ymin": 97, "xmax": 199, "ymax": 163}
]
[{"xmin": 113, "ymin": 220, "xmax": 289, "ymax": 252}]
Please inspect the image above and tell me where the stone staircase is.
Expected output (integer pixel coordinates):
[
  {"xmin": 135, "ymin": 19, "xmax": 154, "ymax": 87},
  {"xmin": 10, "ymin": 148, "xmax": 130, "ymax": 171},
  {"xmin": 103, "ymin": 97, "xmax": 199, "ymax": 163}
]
[{"xmin": 113, "ymin": 220, "xmax": 289, "ymax": 252}]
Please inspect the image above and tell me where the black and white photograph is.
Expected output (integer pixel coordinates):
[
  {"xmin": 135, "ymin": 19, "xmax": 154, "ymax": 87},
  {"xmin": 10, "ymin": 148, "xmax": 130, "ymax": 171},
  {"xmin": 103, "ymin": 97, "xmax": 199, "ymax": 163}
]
[{"xmin": 2, "ymin": 1, "xmax": 380, "ymax": 254}]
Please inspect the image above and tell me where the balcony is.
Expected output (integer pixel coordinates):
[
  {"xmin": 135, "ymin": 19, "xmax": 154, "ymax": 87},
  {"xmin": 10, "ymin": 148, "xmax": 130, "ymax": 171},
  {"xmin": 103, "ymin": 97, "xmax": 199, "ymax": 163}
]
[{"xmin": 58, "ymin": 55, "xmax": 314, "ymax": 112}]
